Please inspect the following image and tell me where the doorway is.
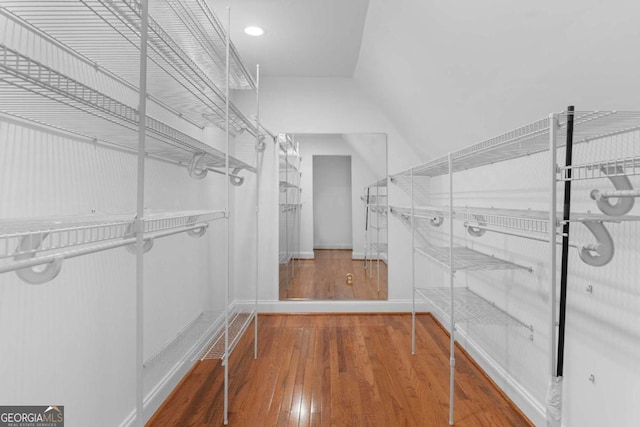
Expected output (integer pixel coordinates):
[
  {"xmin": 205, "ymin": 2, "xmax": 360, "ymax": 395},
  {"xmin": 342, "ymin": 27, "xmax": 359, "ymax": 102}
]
[{"xmin": 313, "ymin": 155, "xmax": 352, "ymax": 250}]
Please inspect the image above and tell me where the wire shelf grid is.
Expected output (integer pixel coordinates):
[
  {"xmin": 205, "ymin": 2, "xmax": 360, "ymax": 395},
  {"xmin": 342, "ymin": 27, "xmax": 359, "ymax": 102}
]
[
  {"xmin": 393, "ymin": 111, "xmax": 640, "ymax": 178},
  {"xmin": 391, "ymin": 205, "xmax": 640, "ymax": 233},
  {"xmin": 415, "ymin": 245, "xmax": 531, "ymax": 272},
  {"xmin": 198, "ymin": 310, "xmax": 255, "ymax": 361},
  {"xmin": 0, "ymin": 209, "xmax": 225, "ymax": 260},
  {"xmin": 143, "ymin": 310, "xmax": 224, "ymax": 393},
  {"xmin": 0, "ymin": 45, "xmax": 255, "ymax": 173},
  {"xmin": 0, "ymin": 0, "xmax": 259, "ymax": 135},
  {"xmin": 416, "ymin": 287, "xmax": 532, "ymax": 330},
  {"xmin": 559, "ymin": 155, "xmax": 640, "ymax": 181}
]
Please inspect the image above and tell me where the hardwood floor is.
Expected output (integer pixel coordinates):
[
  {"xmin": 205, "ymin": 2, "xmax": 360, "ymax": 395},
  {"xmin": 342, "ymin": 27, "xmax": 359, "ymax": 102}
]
[
  {"xmin": 280, "ymin": 250, "xmax": 388, "ymax": 300},
  {"xmin": 148, "ymin": 314, "xmax": 532, "ymax": 427}
]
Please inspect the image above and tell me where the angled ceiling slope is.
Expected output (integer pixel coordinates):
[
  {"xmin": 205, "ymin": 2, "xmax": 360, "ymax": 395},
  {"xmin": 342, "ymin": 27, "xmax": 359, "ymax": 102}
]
[{"xmin": 210, "ymin": 0, "xmax": 370, "ymax": 78}]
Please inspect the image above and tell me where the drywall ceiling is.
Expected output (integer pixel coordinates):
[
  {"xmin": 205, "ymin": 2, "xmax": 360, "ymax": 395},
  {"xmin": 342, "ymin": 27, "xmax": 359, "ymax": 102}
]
[
  {"xmin": 354, "ymin": 0, "xmax": 640, "ymax": 162},
  {"xmin": 209, "ymin": 0, "xmax": 369, "ymax": 77}
]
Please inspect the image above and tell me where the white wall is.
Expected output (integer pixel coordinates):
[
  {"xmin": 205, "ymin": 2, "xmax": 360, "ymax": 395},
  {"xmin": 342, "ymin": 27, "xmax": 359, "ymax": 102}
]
[
  {"xmin": 312, "ymin": 155, "xmax": 353, "ymax": 250},
  {"xmin": 355, "ymin": 0, "xmax": 640, "ymax": 161}
]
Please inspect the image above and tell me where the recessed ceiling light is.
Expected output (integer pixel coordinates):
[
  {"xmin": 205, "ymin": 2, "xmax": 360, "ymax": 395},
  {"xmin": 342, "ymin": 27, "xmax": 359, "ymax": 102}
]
[{"xmin": 244, "ymin": 26, "xmax": 264, "ymax": 37}]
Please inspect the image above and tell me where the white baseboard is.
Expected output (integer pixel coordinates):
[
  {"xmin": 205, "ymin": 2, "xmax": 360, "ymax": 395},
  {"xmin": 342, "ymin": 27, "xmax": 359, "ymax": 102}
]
[
  {"xmin": 296, "ymin": 251, "xmax": 315, "ymax": 259},
  {"xmin": 257, "ymin": 299, "xmax": 412, "ymax": 313},
  {"xmin": 120, "ymin": 307, "xmax": 231, "ymax": 427},
  {"xmin": 313, "ymin": 244, "xmax": 352, "ymax": 250},
  {"xmin": 449, "ymin": 325, "xmax": 545, "ymax": 426}
]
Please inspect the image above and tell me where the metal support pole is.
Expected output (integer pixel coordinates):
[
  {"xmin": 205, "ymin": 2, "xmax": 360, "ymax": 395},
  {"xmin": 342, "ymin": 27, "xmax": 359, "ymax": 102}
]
[
  {"xmin": 411, "ymin": 168, "xmax": 416, "ymax": 355},
  {"xmin": 376, "ymin": 184, "xmax": 380, "ymax": 292},
  {"xmin": 557, "ymin": 106, "xmax": 575, "ymax": 377},
  {"xmin": 548, "ymin": 113, "xmax": 558, "ymax": 378},
  {"xmin": 254, "ymin": 64, "xmax": 260, "ymax": 360},
  {"xmin": 135, "ymin": 1, "xmax": 149, "ymax": 425},
  {"xmin": 223, "ymin": 8, "xmax": 230, "ymax": 425},
  {"xmin": 448, "ymin": 153, "xmax": 455, "ymax": 426}
]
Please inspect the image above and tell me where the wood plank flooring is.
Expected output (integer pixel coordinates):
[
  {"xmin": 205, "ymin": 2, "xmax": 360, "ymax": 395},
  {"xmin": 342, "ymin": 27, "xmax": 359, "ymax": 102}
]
[
  {"xmin": 280, "ymin": 250, "xmax": 388, "ymax": 300},
  {"xmin": 148, "ymin": 314, "xmax": 532, "ymax": 427}
]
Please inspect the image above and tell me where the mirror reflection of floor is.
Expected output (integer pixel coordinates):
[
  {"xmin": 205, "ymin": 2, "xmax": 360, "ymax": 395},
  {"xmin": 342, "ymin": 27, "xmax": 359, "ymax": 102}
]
[{"xmin": 279, "ymin": 249, "xmax": 388, "ymax": 300}]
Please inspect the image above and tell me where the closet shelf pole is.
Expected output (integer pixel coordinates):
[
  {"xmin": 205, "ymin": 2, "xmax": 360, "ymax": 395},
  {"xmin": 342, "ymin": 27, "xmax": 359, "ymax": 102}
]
[
  {"xmin": 548, "ymin": 111, "xmax": 559, "ymax": 381},
  {"xmin": 135, "ymin": 0, "xmax": 150, "ymax": 425},
  {"xmin": 254, "ymin": 63, "xmax": 260, "ymax": 360},
  {"xmin": 448, "ymin": 152, "xmax": 455, "ymax": 426},
  {"xmin": 224, "ymin": 7, "xmax": 230, "ymax": 426},
  {"xmin": 410, "ymin": 167, "xmax": 415, "ymax": 355}
]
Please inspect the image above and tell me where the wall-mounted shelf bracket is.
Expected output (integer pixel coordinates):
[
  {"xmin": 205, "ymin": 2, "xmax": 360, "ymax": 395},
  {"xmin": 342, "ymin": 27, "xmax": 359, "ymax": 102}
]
[
  {"xmin": 13, "ymin": 233, "xmax": 63, "ymax": 284},
  {"xmin": 188, "ymin": 152, "xmax": 208, "ymax": 180},
  {"xmin": 464, "ymin": 215, "xmax": 487, "ymax": 237},
  {"xmin": 229, "ymin": 167, "xmax": 245, "ymax": 186},
  {"xmin": 256, "ymin": 135, "xmax": 266, "ymax": 152},
  {"xmin": 125, "ymin": 221, "xmax": 154, "ymax": 254},
  {"xmin": 578, "ymin": 221, "xmax": 614, "ymax": 267},
  {"xmin": 590, "ymin": 165, "xmax": 636, "ymax": 216}
]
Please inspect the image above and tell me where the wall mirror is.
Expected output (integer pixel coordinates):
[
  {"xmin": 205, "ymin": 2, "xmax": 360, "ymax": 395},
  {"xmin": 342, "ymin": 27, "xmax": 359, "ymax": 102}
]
[{"xmin": 279, "ymin": 133, "xmax": 388, "ymax": 300}]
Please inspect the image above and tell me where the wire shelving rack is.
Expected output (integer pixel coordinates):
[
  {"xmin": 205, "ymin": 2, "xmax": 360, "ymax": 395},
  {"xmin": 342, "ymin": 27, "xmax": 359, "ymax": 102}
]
[
  {"xmin": 0, "ymin": 1, "xmax": 270, "ymax": 425},
  {"xmin": 390, "ymin": 109, "xmax": 640, "ymax": 426}
]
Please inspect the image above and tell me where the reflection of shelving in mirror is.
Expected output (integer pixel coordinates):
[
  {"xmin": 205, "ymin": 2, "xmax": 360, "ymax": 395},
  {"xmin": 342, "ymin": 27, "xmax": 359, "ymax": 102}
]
[
  {"xmin": 279, "ymin": 133, "xmax": 388, "ymax": 301},
  {"xmin": 279, "ymin": 134, "xmax": 302, "ymax": 291},
  {"xmin": 363, "ymin": 177, "xmax": 388, "ymax": 292}
]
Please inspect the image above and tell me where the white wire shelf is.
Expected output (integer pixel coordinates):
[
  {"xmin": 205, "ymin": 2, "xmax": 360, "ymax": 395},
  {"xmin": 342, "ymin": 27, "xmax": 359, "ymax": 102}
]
[
  {"xmin": 279, "ymin": 181, "xmax": 299, "ymax": 190},
  {"xmin": 279, "ymin": 253, "xmax": 291, "ymax": 265},
  {"xmin": 0, "ymin": 45, "xmax": 255, "ymax": 174},
  {"xmin": 198, "ymin": 310, "xmax": 255, "ymax": 361},
  {"xmin": 0, "ymin": 0, "xmax": 260, "ymax": 135},
  {"xmin": 361, "ymin": 195, "xmax": 388, "ymax": 203},
  {"xmin": 415, "ymin": 245, "xmax": 532, "ymax": 272},
  {"xmin": 371, "ymin": 242, "xmax": 388, "ymax": 253},
  {"xmin": 280, "ymin": 203, "xmax": 302, "ymax": 212},
  {"xmin": 367, "ymin": 177, "xmax": 388, "ymax": 187},
  {"xmin": 279, "ymin": 156, "xmax": 300, "ymax": 171},
  {"xmin": 391, "ymin": 111, "xmax": 640, "ymax": 178},
  {"xmin": 559, "ymin": 155, "xmax": 640, "ymax": 181},
  {"xmin": 391, "ymin": 205, "xmax": 640, "ymax": 234},
  {"xmin": 416, "ymin": 287, "xmax": 532, "ymax": 330},
  {"xmin": 144, "ymin": 310, "xmax": 224, "ymax": 394},
  {"xmin": 0, "ymin": 210, "xmax": 225, "ymax": 275}
]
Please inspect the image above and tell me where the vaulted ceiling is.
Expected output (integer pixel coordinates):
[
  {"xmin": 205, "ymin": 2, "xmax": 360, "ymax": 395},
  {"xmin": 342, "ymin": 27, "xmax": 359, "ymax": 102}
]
[
  {"xmin": 209, "ymin": 0, "xmax": 369, "ymax": 77},
  {"xmin": 213, "ymin": 0, "xmax": 640, "ymax": 161}
]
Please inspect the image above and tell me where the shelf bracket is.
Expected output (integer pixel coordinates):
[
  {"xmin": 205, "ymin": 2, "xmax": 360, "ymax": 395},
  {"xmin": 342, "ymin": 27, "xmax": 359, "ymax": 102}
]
[
  {"xmin": 256, "ymin": 135, "xmax": 266, "ymax": 153},
  {"xmin": 186, "ymin": 216, "xmax": 208, "ymax": 238},
  {"xmin": 578, "ymin": 221, "xmax": 614, "ymax": 267},
  {"xmin": 187, "ymin": 152, "xmax": 208, "ymax": 180},
  {"xmin": 13, "ymin": 233, "xmax": 64, "ymax": 285},
  {"xmin": 124, "ymin": 222, "xmax": 154, "ymax": 254},
  {"xmin": 589, "ymin": 165, "xmax": 635, "ymax": 216},
  {"xmin": 464, "ymin": 215, "xmax": 487, "ymax": 237},
  {"xmin": 229, "ymin": 167, "xmax": 245, "ymax": 186}
]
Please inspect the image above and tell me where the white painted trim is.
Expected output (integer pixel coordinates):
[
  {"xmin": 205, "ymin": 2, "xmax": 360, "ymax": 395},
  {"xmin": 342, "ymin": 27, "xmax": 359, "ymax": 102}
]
[
  {"xmin": 313, "ymin": 243, "xmax": 353, "ymax": 250},
  {"xmin": 296, "ymin": 251, "xmax": 315, "ymax": 259},
  {"xmin": 256, "ymin": 299, "xmax": 412, "ymax": 313},
  {"xmin": 120, "ymin": 305, "xmax": 236, "ymax": 427},
  {"xmin": 454, "ymin": 327, "xmax": 545, "ymax": 426},
  {"xmin": 352, "ymin": 251, "xmax": 365, "ymax": 260}
]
